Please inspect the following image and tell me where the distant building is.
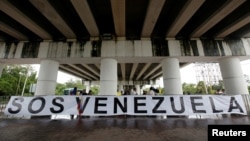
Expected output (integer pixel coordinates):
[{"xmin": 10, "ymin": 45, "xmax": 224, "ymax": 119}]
[{"xmin": 194, "ymin": 63, "xmax": 222, "ymax": 86}]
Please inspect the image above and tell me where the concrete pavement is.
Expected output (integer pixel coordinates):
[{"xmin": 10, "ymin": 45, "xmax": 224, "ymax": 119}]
[{"xmin": 0, "ymin": 115, "xmax": 250, "ymax": 141}]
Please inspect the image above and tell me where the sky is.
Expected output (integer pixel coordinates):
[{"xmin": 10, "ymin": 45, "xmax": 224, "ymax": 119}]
[
  {"xmin": 32, "ymin": 59, "xmax": 250, "ymax": 85},
  {"xmin": 180, "ymin": 59, "xmax": 250, "ymax": 84}
]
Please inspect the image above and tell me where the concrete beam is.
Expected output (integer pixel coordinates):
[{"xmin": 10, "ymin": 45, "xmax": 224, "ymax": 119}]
[
  {"xmin": 216, "ymin": 15, "xmax": 250, "ymax": 38},
  {"xmin": 149, "ymin": 71, "xmax": 162, "ymax": 80},
  {"xmin": 167, "ymin": 0, "xmax": 205, "ymax": 37},
  {"xmin": 120, "ymin": 63, "xmax": 125, "ymax": 80},
  {"xmin": 0, "ymin": 22, "xmax": 28, "ymax": 40},
  {"xmin": 60, "ymin": 65, "xmax": 93, "ymax": 80},
  {"xmin": 242, "ymin": 32, "xmax": 250, "ymax": 38},
  {"xmin": 30, "ymin": 0, "xmax": 76, "ymax": 39},
  {"xmin": 95, "ymin": 64, "xmax": 100, "ymax": 70},
  {"xmin": 0, "ymin": 0, "xmax": 51, "ymax": 39},
  {"xmin": 129, "ymin": 63, "xmax": 138, "ymax": 80},
  {"xmin": 143, "ymin": 64, "xmax": 161, "ymax": 79},
  {"xmin": 81, "ymin": 64, "xmax": 100, "ymax": 77},
  {"xmin": 136, "ymin": 63, "xmax": 151, "ymax": 80},
  {"xmin": 68, "ymin": 64, "xmax": 98, "ymax": 80},
  {"xmin": 141, "ymin": 0, "xmax": 165, "ymax": 37},
  {"xmin": 191, "ymin": 0, "xmax": 246, "ymax": 37},
  {"xmin": 111, "ymin": 0, "xmax": 125, "ymax": 37},
  {"xmin": 70, "ymin": 0, "xmax": 99, "ymax": 36}
]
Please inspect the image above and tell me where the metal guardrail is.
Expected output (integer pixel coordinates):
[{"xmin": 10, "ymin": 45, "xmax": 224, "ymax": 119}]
[
  {"xmin": 0, "ymin": 96, "xmax": 10, "ymax": 112},
  {"xmin": 0, "ymin": 96, "xmax": 11, "ymax": 118}
]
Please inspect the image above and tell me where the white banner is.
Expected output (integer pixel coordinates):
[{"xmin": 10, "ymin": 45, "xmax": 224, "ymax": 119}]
[{"xmin": 4, "ymin": 95, "xmax": 247, "ymax": 116}]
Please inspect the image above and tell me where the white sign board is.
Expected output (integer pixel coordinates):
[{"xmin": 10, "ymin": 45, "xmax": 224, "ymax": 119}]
[{"xmin": 4, "ymin": 95, "xmax": 247, "ymax": 116}]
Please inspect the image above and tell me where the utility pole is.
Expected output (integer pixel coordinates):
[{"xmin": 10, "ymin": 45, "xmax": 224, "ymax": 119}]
[
  {"xmin": 21, "ymin": 66, "xmax": 30, "ymax": 96},
  {"xmin": 16, "ymin": 74, "xmax": 21, "ymax": 95}
]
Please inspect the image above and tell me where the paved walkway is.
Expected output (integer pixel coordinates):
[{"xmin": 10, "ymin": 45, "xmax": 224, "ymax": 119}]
[{"xmin": 0, "ymin": 115, "xmax": 250, "ymax": 141}]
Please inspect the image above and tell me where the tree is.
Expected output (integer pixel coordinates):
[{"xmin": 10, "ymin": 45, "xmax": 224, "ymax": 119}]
[
  {"xmin": 195, "ymin": 81, "xmax": 207, "ymax": 94},
  {"xmin": 55, "ymin": 79, "xmax": 86, "ymax": 95},
  {"xmin": 0, "ymin": 65, "xmax": 37, "ymax": 96},
  {"xmin": 182, "ymin": 83, "xmax": 196, "ymax": 94},
  {"xmin": 211, "ymin": 80, "xmax": 224, "ymax": 93},
  {"xmin": 55, "ymin": 83, "xmax": 67, "ymax": 95},
  {"xmin": 157, "ymin": 87, "xmax": 164, "ymax": 95},
  {"xmin": 89, "ymin": 85, "xmax": 99, "ymax": 95},
  {"xmin": 244, "ymin": 74, "xmax": 250, "ymax": 85},
  {"xmin": 207, "ymin": 85, "xmax": 215, "ymax": 94},
  {"xmin": 65, "ymin": 79, "xmax": 84, "ymax": 89}
]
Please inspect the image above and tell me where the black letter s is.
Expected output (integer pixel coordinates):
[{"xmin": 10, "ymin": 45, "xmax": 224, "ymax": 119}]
[
  {"xmin": 50, "ymin": 97, "xmax": 64, "ymax": 113},
  {"xmin": 8, "ymin": 97, "xmax": 24, "ymax": 114}
]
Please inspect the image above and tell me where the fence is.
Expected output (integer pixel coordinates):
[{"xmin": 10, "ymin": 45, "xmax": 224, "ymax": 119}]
[{"xmin": 0, "ymin": 96, "xmax": 11, "ymax": 117}]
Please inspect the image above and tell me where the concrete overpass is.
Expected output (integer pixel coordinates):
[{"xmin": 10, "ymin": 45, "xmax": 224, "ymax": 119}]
[{"xmin": 0, "ymin": 0, "xmax": 250, "ymax": 95}]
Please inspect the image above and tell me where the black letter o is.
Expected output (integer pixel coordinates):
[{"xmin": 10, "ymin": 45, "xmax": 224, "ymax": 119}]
[{"xmin": 28, "ymin": 97, "xmax": 45, "ymax": 114}]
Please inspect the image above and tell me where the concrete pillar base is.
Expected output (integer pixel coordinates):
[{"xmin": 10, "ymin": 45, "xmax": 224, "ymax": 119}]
[
  {"xmin": 35, "ymin": 60, "xmax": 59, "ymax": 96},
  {"xmin": 161, "ymin": 58, "xmax": 183, "ymax": 95}
]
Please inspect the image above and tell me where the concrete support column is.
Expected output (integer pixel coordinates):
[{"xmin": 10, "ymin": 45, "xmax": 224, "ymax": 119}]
[
  {"xmin": 135, "ymin": 85, "xmax": 140, "ymax": 95},
  {"xmin": 35, "ymin": 60, "xmax": 59, "ymax": 96},
  {"xmin": 100, "ymin": 58, "xmax": 117, "ymax": 95},
  {"xmin": 219, "ymin": 57, "xmax": 249, "ymax": 95},
  {"xmin": 0, "ymin": 63, "xmax": 4, "ymax": 77},
  {"xmin": 84, "ymin": 81, "xmax": 91, "ymax": 93},
  {"xmin": 161, "ymin": 58, "xmax": 183, "ymax": 95},
  {"xmin": 118, "ymin": 84, "xmax": 124, "ymax": 93}
]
